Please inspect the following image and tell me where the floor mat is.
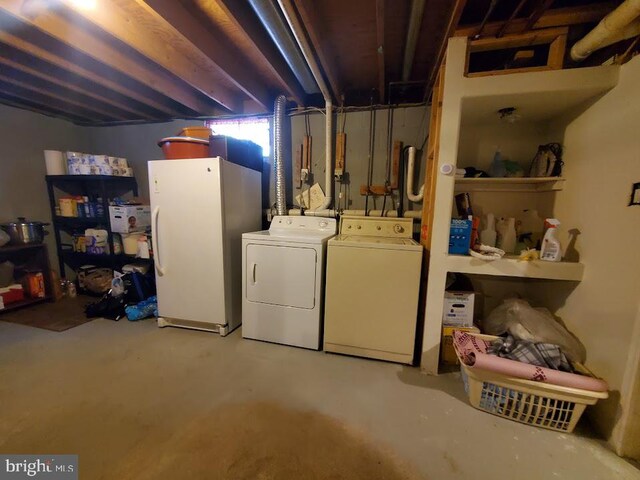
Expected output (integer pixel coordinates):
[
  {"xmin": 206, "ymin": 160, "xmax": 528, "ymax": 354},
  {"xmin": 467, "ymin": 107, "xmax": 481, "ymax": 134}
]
[{"xmin": 0, "ymin": 296, "xmax": 93, "ymax": 331}]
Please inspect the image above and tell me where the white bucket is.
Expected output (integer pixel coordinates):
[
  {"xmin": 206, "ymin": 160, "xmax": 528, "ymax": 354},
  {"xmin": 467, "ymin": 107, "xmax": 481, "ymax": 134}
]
[
  {"xmin": 122, "ymin": 232, "xmax": 142, "ymax": 255},
  {"xmin": 44, "ymin": 150, "xmax": 66, "ymax": 175}
]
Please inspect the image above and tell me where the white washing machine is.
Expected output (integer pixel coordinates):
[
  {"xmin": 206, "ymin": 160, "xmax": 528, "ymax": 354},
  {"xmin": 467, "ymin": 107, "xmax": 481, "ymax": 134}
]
[
  {"xmin": 242, "ymin": 216, "xmax": 337, "ymax": 349},
  {"xmin": 323, "ymin": 216, "xmax": 423, "ymax": 364}
]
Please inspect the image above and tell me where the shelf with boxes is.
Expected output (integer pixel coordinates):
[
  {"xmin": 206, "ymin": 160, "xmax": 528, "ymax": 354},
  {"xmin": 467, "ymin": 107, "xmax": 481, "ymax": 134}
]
[
  {"xmin": 0, "ymin": 243, "xmax": 52, "ymax": 313},
  {"xmin": 45, "ymin": 174, "xmax": 152, "ymax": 280}
]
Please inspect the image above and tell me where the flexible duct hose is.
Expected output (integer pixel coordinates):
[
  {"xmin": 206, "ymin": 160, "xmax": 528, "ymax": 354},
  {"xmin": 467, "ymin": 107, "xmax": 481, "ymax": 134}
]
[{"xmin": 273, "ymin": 95, "xmax": 287, "ymax": 216}]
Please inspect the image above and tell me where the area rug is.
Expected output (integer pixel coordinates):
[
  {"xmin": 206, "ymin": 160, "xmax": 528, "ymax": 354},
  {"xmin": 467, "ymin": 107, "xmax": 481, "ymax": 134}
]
[{"xmin": 0, "ymin": 296, "xmax": 93, "ymax": 332}]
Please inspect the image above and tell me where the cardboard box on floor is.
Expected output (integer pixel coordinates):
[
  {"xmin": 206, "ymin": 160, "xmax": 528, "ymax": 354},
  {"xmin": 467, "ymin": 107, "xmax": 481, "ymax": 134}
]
[
  {"xmin": 443, "ymin": 291, "xmax": 475, "ymax": 327},
  {"xmin": 441, "ymin": 325, "xmax": 480, "ymax": 365}
]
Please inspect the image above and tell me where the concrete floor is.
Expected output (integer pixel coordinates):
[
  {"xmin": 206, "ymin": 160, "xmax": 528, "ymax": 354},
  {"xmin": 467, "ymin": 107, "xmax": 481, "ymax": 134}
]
[{"xmin": 0, "ymin": 316, "xmax": 638, "ymax": 479}]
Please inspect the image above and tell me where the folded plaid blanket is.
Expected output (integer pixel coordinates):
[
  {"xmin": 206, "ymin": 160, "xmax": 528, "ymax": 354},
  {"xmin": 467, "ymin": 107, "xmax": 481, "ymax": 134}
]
[{"xmin": 488, "ymin": 335, "xmax": 573, "ymax": 372}]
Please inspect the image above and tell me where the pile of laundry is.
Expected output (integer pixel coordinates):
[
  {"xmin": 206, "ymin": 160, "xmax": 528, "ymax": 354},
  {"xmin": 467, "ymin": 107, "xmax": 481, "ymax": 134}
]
[{"xmin": 452, "ymin": 298, "xmax": 608, "ymax": 392}]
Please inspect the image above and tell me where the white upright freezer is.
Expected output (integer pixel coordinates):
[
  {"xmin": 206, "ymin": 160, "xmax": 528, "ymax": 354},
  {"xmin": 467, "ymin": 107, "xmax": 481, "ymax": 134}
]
[{"xmin": 148, "ymin": 157, "xmax": 261, "ymax": 335}]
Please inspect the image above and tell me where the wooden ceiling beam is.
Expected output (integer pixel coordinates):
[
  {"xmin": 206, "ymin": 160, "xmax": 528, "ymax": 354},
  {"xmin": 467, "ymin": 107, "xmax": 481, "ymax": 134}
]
[
  {"xmin": 0, "ymin": 28, "xmax": 180, "ymax": 118},
  {"xmin": 425, "ymin": 0, "xmax": 467, "ymax": 99},
  {"xmin": 284, "ymin": 0, "xmax": 342, "ymax": 101},
  {"xmin": 207, "ymin": 0, "xmax": 306, "ymax": 105},
  {"xmin": 525, "ymin": 0, "xmax": 556, "ymax": 31},
  {"xmin": 456, "ymin": 3, "xmax": 615, "ymax": 37},
  {"xmin": 0, "ymin": 70, "xmax": 126, "ymax": 121},
  {"xmin": 0, "ymin": 80, "xmax": 105, "ymax": 123},
  {"xmin": 376, "ymin": 0, "xmax": 386, "ymax": 103},
  {"xmin": 0, "ymin": 92, "xmax": 88, "ymax": 123},
  {"xmin": 0, "ymin": 58, "xmax": 147, "ymax": 120},
  {"xmin": 136, "ymin": 0, "xmax": 270, "ymax": 112},
  {"xmin": 0, "ymin": 0, "xmax": 222, "ymax": 116}
]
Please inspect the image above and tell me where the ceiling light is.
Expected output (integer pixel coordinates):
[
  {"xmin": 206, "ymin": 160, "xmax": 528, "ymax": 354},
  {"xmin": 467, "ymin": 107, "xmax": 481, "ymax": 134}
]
[
  {"xmin": 68, "ymin": 0, "xmax": 97, "ymax": 10},
  {"xmin": 498, "ymin": 107, "xmax": 521, "ymax": 124}
]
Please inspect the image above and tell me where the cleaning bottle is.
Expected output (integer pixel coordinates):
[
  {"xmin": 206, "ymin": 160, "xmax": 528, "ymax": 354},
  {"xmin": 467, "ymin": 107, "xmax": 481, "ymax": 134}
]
[
  {"xmin": 489, "ymin": 148, "xmax": 506, "ymax": 178},
  {"xmin": 540, "ymin": 219, "xmax": 562, "ymax": 261},
  {"xmin": 500, "ymin": 218, "xmax": 516, "ymax": 254},
  {"xmin": 480, "ymin": 213, "xmax": 497, "ymax": 247}
]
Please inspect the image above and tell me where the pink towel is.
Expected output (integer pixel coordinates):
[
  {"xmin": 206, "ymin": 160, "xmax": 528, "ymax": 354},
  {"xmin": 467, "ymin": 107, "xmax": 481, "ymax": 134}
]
[{"xmin": 452, "ymin": 331, "xmax": 608, "ymax": 392}]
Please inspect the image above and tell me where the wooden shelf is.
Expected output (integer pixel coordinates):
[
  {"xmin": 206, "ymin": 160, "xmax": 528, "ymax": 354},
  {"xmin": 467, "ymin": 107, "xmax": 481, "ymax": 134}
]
[
  {"xmin": 454, "ymin": 177, "xmax": 565, "ymax": 192},
  {"xmin": 0, "ymin": 296, "xmax": 51, "ymax": 314},
  {"xmin": 445, "ymin": 254, "xmax": 584, "ymax": 281},
  {"xmin": 54, "ymin": 216, "xmax": 109, "ymax": 227},
  {"xmin": 0, "ymin": 244, "xmax": 46, "ymax": 253}
]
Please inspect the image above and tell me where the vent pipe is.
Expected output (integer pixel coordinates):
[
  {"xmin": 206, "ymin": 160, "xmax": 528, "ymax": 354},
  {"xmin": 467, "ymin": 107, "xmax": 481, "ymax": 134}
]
[
  {"xmin": 273, "ymin": 94, "xmax": 287, "ymax": 216},
  {"xmin": 571, "ymin": 0, "xmax": 640, "ymax": 61}
]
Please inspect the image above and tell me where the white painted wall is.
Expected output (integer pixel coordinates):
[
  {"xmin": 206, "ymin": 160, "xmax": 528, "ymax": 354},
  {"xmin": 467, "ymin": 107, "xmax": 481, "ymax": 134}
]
[
  {"xmin": 0, "ymin": 104, "xmax": 89, "ymax": 273},
  {"xmin": 534, "ymin": 55, "xmax": 640, "ymax": 454}
]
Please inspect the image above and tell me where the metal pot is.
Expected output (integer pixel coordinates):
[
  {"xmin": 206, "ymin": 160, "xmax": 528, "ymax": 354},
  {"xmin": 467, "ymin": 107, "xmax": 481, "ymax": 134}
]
[{"xmin": 1, "ymin": 217, "xmax": 50, "ymax": 245}]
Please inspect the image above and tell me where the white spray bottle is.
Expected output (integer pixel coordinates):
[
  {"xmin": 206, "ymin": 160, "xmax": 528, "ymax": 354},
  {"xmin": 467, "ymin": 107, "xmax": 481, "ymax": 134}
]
[
  {"xmin": 480, "ymin": 213, "xmax": 497, "ymax": 247},
  {"xmin": 540, "ymin": 219, "xmax": 562, "ymax": 262}
]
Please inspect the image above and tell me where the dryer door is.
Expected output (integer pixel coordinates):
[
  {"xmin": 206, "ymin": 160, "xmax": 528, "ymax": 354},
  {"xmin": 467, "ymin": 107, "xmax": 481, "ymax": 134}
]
[{"xmin": 245, "ymin": 244, "xmax": 317, "ymax": 309}]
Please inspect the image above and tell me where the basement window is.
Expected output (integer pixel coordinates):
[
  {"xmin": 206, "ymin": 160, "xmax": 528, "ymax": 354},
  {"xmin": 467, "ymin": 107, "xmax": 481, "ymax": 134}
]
[{"xmin": 205, "ymin": 117, "xmax": 271, "ymax": 157}]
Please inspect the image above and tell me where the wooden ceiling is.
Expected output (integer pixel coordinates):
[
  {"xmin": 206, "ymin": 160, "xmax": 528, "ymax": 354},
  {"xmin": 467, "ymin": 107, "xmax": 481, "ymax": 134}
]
[{"xmin": 0, "ymin": 0, "xmax": 620, "ymax": 125}]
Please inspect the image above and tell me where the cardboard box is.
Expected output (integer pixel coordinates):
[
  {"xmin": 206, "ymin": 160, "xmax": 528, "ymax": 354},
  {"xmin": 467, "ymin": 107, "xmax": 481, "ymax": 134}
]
[
  {"xmin": 449, "ymin": 219, "xmax": 472, "ymax": 255},
  {"xmin": 109, "ymin": 205, "xmax": 151, "ymax": 233},
  {"xmin": 441, "ymin": 325, "xmax": 480, "ymax": 365},
  {"xmin": 443, "ymin": 291, "xmax": 475, "ymax": 327}
]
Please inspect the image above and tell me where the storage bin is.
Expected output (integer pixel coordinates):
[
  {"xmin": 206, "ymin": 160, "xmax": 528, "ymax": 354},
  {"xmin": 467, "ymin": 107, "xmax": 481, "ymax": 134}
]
[{"xmin": 455, "ymin": 333, "xmax": 608, "ymax": 432}]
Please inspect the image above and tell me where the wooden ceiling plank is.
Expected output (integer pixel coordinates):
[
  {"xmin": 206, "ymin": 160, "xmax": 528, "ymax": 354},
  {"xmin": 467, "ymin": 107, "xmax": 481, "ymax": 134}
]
[
  {"xmin": 0, "ymin": 40, "xmax": 177, "ymax": 119},
  {"xmin": 0, "ymin": 30, "xmax": 178, "ymax": 118},
  {"xmin": 0, "ymin": 1, "xmax": 221, "ymax": 115},
  {"xmin": 455, "ymin": 3, "xmax": 615, "ymax": 37},
  {"xmin": 0, "ymin": 55, "xmax": 146, "ymax": 120},
  {"xmin": 0, "ymin": 82, "xmax": 99, "ymax": 122},
  {"xmin": 376, "ymin": 0, "xmax": 386, "ymax": 103},
  {"xmin": 286, "ymin": 0, "xmax": 342, "ymax": 101},
  {"xmin": 54, "ymin": 0, "xmax": 244, "ymax": 113},
  {"xmin": 0, "ymin": 92, "xmax": 87, "ymax": 123},
  {"xmin": 0, "ymin": 71, "xmax": 124, "ymax": 121},
  {"xmin": 208, "ymin": 0, "xmax": 306, "ymax": 105},
  {"xmin": 139, "ymin": 0, "xmax": 269, "ymax": 111},
  {"xmin": 525, "ymin": 0, "xmax": 556, "ymax": 31},
  {"xmin": 497, "ymin": 0, "xmax": 528, "ymax": 38},
  {"xmin": 424, "ymin": 0, "xmax": 467, "ymax": 98}
]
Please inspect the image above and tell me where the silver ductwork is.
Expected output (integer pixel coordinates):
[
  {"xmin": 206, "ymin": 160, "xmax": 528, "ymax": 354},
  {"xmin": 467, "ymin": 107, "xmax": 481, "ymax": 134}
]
[
  {"xmin": 248, "ymin": 0, "xmax": 319, "ymax": 94},
  {"xmin": 273, "ymin": 94, "xmax": 287, "ymax": 216}
]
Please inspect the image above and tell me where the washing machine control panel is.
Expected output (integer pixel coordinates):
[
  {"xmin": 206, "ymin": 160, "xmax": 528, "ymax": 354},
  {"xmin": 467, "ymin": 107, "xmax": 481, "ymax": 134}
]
[
  {"xmin": 270, "ymin": 215, "xmax": 337, "ymax": 233},
  {"xmin": 339, "ymin": 216, "xmax": 413, "ymax": 238}
]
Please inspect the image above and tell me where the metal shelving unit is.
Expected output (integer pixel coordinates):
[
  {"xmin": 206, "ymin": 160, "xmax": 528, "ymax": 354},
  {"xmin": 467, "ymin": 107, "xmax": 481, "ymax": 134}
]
[{"xmin": 45, "ymin": 175, "xmax": 140, "ymax": 278}]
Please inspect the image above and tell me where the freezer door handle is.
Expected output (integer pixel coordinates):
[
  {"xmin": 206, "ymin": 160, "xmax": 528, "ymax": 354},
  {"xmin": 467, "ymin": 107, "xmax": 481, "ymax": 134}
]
[
  {"xmin": 151, "ymin": 206, "xmax": 165, "ymax": 276},
  {"xmin": 251, "ymin": 262, "xmax": 257, "ymax": 284}
]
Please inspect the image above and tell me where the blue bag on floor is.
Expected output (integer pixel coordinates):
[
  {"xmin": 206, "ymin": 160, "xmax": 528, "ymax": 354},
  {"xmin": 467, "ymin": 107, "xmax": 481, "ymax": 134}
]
[{"xmin": 125, "ymin": 296, "xmax": 158, "ymax": 321}]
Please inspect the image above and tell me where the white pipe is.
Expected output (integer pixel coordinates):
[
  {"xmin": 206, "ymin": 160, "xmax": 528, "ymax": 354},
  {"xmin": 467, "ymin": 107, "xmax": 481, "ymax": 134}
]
[
  {"xmin": 319, "ymin": 99, "xmax": 333, "ymax": 211},
  {"xmin": 406, "ymin": 146, "xmax": 424, "ymax": 203},
  {"xmin": 571, "ymin": 0, "xmax": 640, "ymax": 61},
  {"xmin": 277, "ymin": 0, "xmax": 333, "ymax": 211}
]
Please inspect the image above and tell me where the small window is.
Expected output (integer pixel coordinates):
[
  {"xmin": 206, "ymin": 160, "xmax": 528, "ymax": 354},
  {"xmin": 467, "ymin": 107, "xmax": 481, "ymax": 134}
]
[{"xmin": 205, "ymin": 118, "xmax": 271, "ymax": 157}]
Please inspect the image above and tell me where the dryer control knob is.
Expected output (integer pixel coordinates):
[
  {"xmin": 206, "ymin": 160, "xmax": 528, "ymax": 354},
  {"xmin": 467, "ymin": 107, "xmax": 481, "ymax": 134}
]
[
  {"xmin": 319, "ymin": 221, "xmax": 328, "ymax": 228},
  {"xmin": 286, "ymin": 218, "xmax": 293, "ymax": 225},
  {"xmin": 356, "ymin": 225, "xmax": 362, "ymax": 230},
  {"xmin": 393, "ymin": 224, "xmax": 404, "ymax": 234}
]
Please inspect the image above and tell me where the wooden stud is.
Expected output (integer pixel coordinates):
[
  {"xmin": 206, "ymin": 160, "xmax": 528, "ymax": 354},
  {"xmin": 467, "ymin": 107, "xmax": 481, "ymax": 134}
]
[
  {"xmin": 359, "ymin": 185, "xmax": 392, "ymax": 196},
  {"xmin": 0, "ymin": 91, "xmax": 87, "ymax": 123},
  {"xmin": 526, "ymin": 0, "xmax": 556, "ymax": 31},
  {"xmin": 390, "ymin": 140, "xmax": 402, "ymax": 189},
  {"xmin": 303, "ymin": 135, "xmax": 312, "ymax": 171},
  {"xmin": 294, "ymin": 145, "xmax": 302, "ymax": 187},
  {"xmin": 335, "ymin": 132, "xmax": 346, "ymax": 177},
  {"xmin": 547, "ymin": 31, "xmax": 567, "ymax": 69}
]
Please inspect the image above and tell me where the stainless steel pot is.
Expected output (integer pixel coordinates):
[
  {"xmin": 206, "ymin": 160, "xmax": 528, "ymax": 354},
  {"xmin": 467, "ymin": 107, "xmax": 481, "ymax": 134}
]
[{"xmin": 1, "ymin": 217, "xmax": 50, "ymax": 245}]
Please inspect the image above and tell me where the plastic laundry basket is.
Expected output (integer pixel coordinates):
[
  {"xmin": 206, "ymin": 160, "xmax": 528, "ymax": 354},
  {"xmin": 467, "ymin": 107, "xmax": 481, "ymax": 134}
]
[{"xmin": 456, "ymin": 335, "xmax": 608, "ymax": 433}]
